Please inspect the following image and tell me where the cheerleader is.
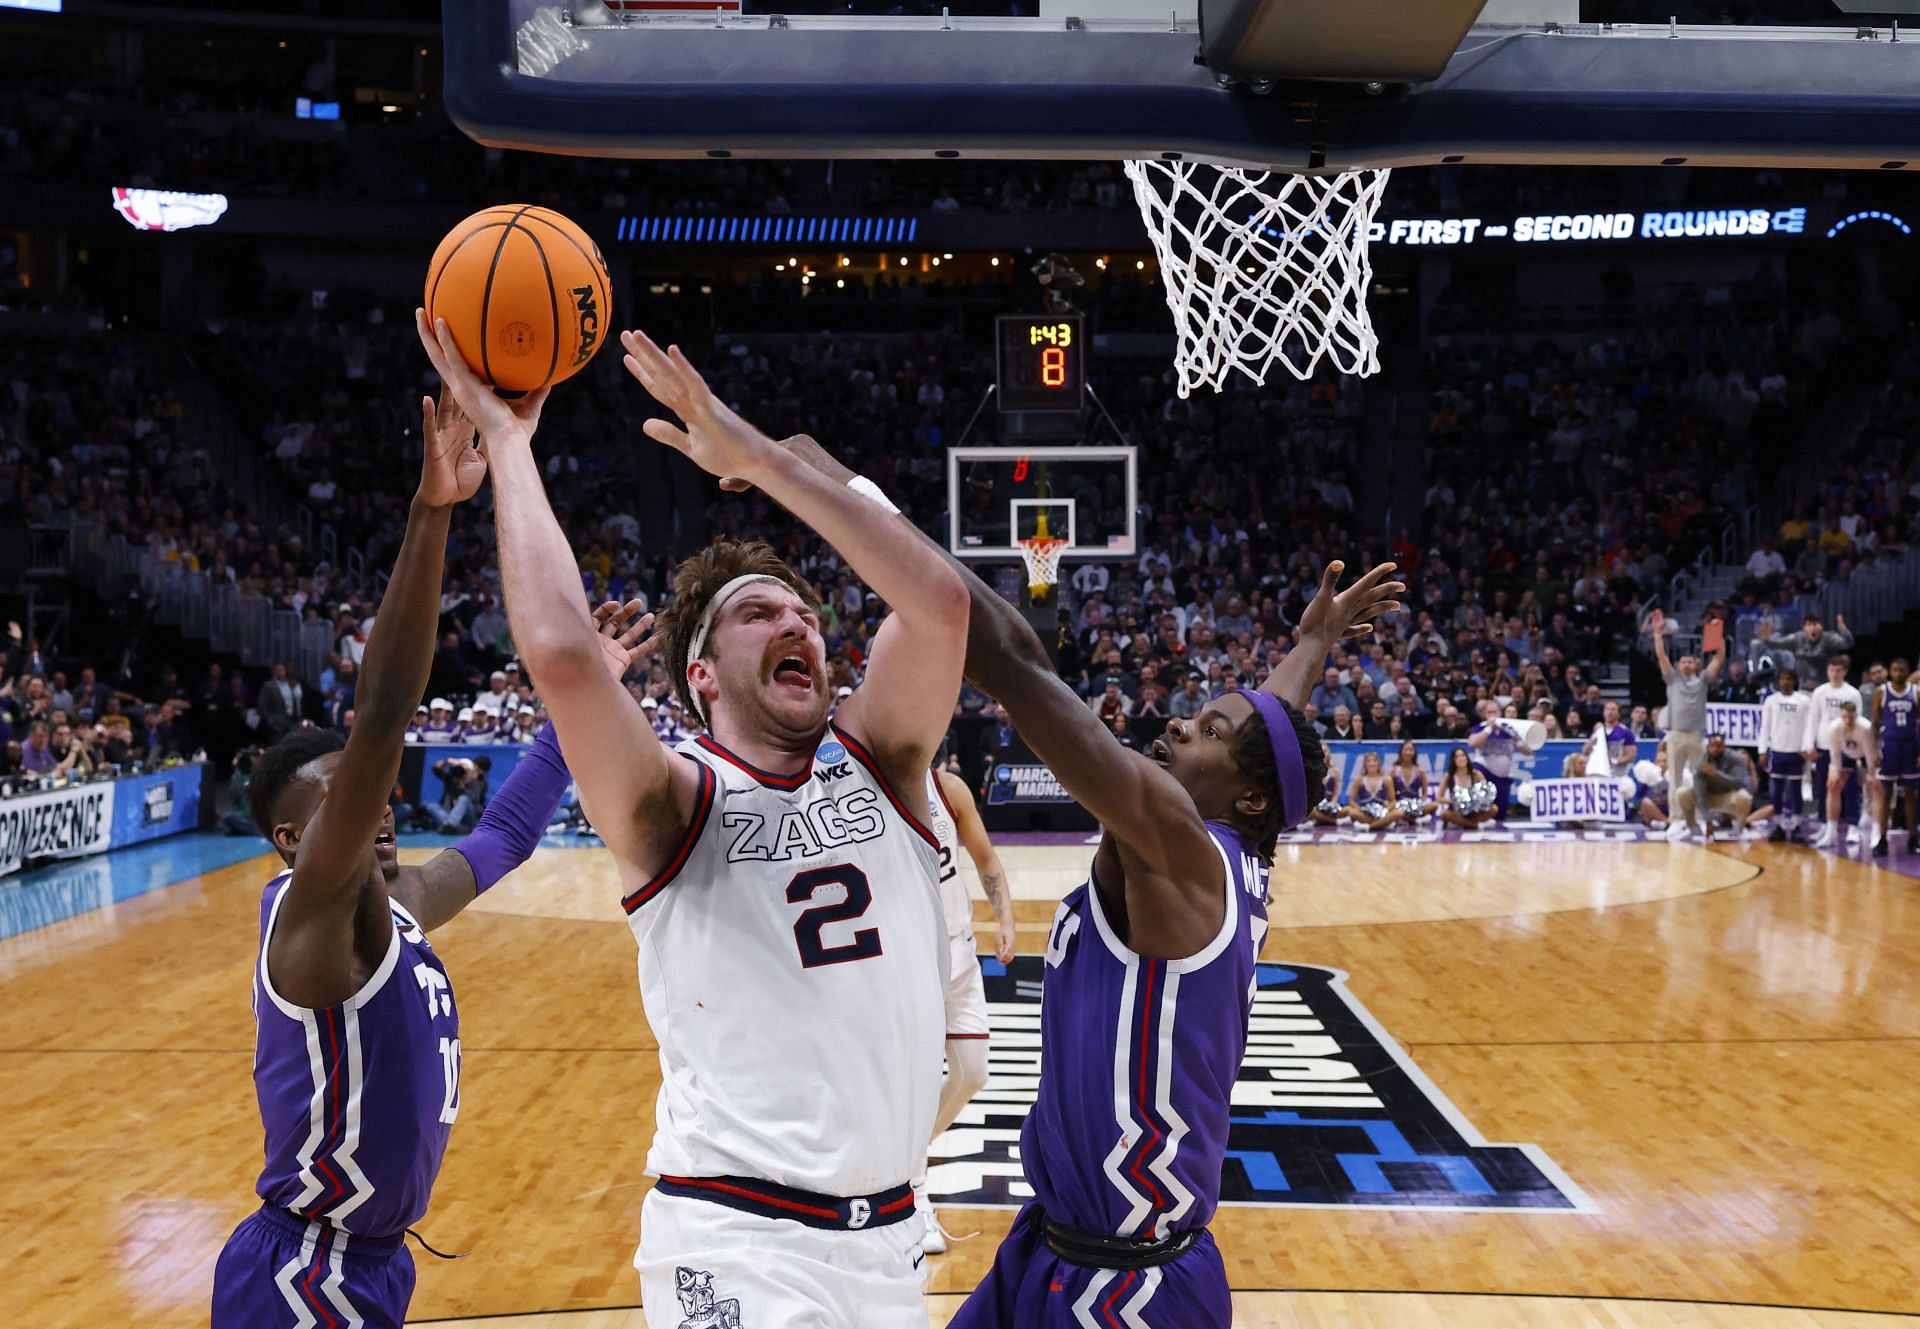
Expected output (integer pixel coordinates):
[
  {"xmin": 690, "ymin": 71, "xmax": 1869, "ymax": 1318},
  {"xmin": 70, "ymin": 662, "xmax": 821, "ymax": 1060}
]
[
  {"xmin": 1310, "ymin": 740, "xmax": 1347, "ymax": 826},
  {"xmin": 1440, "ymin": 744, "xmax": 1498, "ymax": 829},
  {"xmin": 1347, "ymin": 749, "xmax": 1398, "ymax": 830},
  {"xmin": 1390, "ymin": 738, "xmax": 1436, "ymax": 828}
]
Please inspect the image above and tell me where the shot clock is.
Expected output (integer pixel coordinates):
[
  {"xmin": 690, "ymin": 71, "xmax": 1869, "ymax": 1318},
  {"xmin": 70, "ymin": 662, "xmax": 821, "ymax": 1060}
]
[{"xmin": 996, "ymin": 314, "xmax": 1085, "ymax": 412}]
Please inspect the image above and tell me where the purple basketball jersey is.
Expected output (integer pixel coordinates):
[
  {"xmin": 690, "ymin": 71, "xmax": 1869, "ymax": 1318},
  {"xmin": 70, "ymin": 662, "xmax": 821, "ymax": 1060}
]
[
  {"xmin": 250, "ymin": 872, "xmax": 460, "ymax": 1237},
  {"xmin": 1884, "ymin": 686, "xmax": 1917, "ymax": 742},
  {"xmin": 1023, "ymin": 824, "xmax": 1269, "ymax": 1239}
]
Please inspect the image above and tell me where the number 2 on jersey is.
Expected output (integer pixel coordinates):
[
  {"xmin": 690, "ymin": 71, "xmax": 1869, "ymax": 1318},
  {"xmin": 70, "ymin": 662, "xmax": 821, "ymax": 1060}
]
[{"xmin": 787, "ymin": 864, "xmax": 883, "ymax": 968}]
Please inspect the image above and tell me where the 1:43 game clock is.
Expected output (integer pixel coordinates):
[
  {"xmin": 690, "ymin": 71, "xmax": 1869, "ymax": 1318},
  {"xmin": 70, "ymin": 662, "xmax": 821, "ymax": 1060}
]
[{"xmin": 996, "ymin": 315, "xmax": 1085, "ymax": 413}]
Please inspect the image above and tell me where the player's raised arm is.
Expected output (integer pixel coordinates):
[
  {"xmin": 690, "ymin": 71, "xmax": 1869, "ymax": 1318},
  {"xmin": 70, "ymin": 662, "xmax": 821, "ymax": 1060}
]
[
  {"xmin": 269, "ymin": 389, "xmax": 480, "ymax": 1007},
  {"xmin": 417, "ymin": 312, "xmax": 701, "ymax": 879},
  {"xmin": 1649, "ymin": 608, "xmax": 1675, "ymax": 681},
  {"xmin": 620, "ymin": 330, "xmax": 968, "ymax": 784},
  {"xmin": 1260, "ymin": 558, "xmax": 1403, "ymax": 711}
]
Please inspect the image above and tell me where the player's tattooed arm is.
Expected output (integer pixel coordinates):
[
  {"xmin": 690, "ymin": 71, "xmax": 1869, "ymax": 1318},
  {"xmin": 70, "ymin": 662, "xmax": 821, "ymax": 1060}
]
[
  {"xmin": 1262, "ymin": 559, "xmax": 1403, "ymax": 712},
  {"xmin": 939, "ymin": 767, "xmax": 1017, "ymax": 963},
  {"xmin": 270, "ymin": 389, "xmax": 476, "ymax": 1008}
]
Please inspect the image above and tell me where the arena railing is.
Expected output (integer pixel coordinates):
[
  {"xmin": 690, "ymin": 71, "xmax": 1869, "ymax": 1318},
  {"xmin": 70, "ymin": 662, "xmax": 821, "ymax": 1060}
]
[{"xmin": 64, "ymin": 519, "xmax": 335, "ymax": 690}]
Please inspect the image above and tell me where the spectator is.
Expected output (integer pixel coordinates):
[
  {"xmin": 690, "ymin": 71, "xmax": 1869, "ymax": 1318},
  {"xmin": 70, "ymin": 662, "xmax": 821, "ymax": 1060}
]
[
  {"xmin": 256, "ymin": 662, "xmax": 304, "ymax": 743},
  {"xmin": 19, "ymin": 720, "xmax": 54, "ymax": 774},
  {"xmin": 1765, "ymin": 613, "xmax": 1854, "ymax": 685},
  {"xmin": 1311, "ymin": 667, "xmax": 1358, "ymax": 717},
  {"xmin": 472, "ymin": 670, "xmax": 513, "ymax": 719}
]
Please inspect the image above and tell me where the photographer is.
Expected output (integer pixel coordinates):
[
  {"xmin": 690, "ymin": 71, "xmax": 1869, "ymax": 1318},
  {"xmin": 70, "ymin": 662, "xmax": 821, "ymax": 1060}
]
[
  {"xmin": 221, "ymin": 745, "xmax": 265, "ymax": 836},
  {"xmin": 422, "ymin": 753, "xmax": 492, "ymax": 834}
]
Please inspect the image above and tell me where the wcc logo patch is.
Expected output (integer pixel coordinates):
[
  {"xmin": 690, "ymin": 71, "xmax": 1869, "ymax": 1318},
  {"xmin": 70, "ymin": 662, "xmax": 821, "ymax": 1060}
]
[{"xmin": 926, "ymin": 960, "xmax": 1591, "ymax": 1213}]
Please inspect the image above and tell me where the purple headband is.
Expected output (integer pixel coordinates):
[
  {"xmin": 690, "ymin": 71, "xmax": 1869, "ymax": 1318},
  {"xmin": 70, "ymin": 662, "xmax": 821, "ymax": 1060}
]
[{"xmin": 1236, "ymin": 689, "xmax": 1309, "ymax": 829}]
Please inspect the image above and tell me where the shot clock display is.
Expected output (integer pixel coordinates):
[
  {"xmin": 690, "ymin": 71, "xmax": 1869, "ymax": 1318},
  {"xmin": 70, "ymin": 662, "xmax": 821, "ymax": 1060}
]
[{"xmin": 996, "ymin": 314, "xmax": 1085, "ymax": 412}]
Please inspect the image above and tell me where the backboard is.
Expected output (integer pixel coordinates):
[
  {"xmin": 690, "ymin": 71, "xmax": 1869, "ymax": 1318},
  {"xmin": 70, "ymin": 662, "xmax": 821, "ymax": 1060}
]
[
  {"xmin": 447, "ymin": 0, "xmax": 1920, "ymax": 172},
  {"xmin": 947, "ymin": 446, "xmax": 1137, "ymax": 563}
]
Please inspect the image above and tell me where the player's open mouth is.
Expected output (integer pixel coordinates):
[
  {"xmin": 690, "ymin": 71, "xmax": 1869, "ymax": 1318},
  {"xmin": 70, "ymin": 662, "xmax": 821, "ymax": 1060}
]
[
  {"xmin": 1149, "ymin": 738, "xmax": 1170, "ymax": 764},
  {"xmin": 772, "ymin": 656, "xmax": 814, "ymax": 690}
]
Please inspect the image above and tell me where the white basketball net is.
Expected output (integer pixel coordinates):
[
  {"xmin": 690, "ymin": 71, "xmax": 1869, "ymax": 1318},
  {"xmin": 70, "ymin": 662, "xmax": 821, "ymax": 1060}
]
[
  {"xmin": 1124, "ymin": 160, "xmax": 1391, "ymax": 397},
  {"xmin": 1017, "ymin": 536, "xmax": 1069, "ymax": 593}
]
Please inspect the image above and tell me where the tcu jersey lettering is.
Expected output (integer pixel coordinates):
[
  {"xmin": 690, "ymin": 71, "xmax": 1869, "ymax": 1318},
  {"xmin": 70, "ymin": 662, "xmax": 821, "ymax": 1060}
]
[
  {"xmin": 1882, "ymin": 686, "xmax": 1916, "ymax": 742},
  {"xmin": 624, "ymin": 726, "xmax": 949, "ymax": 1195},
  {"xmin": 250, "ymin": 873, "xmax": 459, "ymax": 1237},
  {"xmin": 1023, "ymin": 824, "xmax": 1271, "ymax": 1239}
]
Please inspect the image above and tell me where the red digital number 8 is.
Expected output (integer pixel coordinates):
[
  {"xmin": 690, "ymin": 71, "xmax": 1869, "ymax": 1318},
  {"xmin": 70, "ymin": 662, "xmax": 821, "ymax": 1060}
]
[{"xmin": 1042, "ymin": 347, "xmax": 1067, "ymax": 388}]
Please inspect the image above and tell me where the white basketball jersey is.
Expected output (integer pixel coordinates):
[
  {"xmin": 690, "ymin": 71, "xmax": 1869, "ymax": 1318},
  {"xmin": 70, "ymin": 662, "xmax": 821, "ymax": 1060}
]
[
  {"xmin": 1825, "ymin": 717, "xmax": 1878, "ymax": 765},
  {"xmin": 623, "ymin": 725, "xmax": 948, "ymax": 1196},
  {"xmin": 924, "ymin": 771, "xmax": 973, "ymax": 940},
  {"xmin": 1810, "ymin": 682, "xmax": 1864, "ymax": 746}
]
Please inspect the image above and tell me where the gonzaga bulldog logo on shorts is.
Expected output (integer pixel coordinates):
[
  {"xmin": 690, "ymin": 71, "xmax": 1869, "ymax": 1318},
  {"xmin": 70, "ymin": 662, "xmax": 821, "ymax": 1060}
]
[
  {"xmin": 675, "ymin": 1266, "xmax": 741, "ymax": 1329},
  {"xmin": 927, "ymin": 959, "xmax": 1592, "ymax": 1213}
]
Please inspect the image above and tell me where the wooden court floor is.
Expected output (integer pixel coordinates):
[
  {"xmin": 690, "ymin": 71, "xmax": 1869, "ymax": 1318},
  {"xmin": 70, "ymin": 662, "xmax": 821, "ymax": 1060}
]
[{"xmin": 5, "ymin": 835, "xmax": 1920, "ymax": 1327}]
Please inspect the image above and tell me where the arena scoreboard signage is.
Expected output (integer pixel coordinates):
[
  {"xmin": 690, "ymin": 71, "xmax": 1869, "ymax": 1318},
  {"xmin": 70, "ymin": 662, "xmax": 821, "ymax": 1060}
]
[
  {"xmin": 1364, "ymin": 205, "xmax": 1818, "ymax": 248},
  {"xmin": 996, "ymin": 315, "xmax": 1085, "ymax": 413}
]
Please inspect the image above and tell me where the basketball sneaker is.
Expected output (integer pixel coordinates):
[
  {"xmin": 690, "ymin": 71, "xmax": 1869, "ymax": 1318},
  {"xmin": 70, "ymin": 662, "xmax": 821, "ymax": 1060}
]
[
  {"xmin": 1811, "ymin": 824, "xmax": 1837, "ymax": 849},
  {"xmin": 1768, "ymin": 826, "xmax": 1786, "ymax": 844}
]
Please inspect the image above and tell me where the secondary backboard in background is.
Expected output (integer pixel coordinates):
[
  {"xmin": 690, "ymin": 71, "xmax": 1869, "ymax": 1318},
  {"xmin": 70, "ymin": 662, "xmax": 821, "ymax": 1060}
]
[{"xmin": 947, "ymin": 446, "xmax": 1137, "ymax": 563}]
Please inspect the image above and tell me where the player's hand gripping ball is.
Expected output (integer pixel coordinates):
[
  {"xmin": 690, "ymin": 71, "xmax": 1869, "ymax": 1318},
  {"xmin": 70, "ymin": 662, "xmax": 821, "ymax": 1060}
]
[{"xmin": 424, "ymin": 205, "xmax": 612, "ymax": 393}]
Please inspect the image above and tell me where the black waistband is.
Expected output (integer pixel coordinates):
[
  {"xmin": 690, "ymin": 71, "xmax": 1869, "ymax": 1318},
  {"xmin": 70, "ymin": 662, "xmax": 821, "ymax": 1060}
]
[
  {"xmin": 251, "ymin": 1203, "xmax": 406, "ymax": 1259},
  {"xmin": 1042, "ymin": 1215, "xmax": 1202, "ymax": 1271},
  {"xmin": 654, "ymin": 1174, "xmax": 917, "ymax": 1232}
]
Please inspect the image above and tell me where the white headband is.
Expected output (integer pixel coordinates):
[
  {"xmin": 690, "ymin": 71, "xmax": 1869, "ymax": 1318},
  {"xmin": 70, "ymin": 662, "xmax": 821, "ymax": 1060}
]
[{"xmin": 685, "ymin": 573, "xmax": 794, "ymax": 724}]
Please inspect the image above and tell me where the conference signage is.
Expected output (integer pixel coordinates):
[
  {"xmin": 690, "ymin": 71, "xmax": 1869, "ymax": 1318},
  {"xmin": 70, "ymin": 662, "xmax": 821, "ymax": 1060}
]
[{"xmin": 0, "ymin": 782, "xmax": 116, "ymax": 878}]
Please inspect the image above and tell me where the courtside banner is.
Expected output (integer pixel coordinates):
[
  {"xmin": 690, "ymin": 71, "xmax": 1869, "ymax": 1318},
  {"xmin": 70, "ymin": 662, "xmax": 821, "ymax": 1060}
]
[
  {"xmin": 0, "ymin": 782, "xmax": 116, "ymax": 878},
  {"xmin": 1324, "ymin": 739, "xmax": 1657, "ymax": 791},
  {"xmin": 1705, "ymin": 703, "xmax": 1765, "ymax": 747},
  {"xmin": 1527, "ymin": 778, "xmax": 1626, "ymax": 822}
]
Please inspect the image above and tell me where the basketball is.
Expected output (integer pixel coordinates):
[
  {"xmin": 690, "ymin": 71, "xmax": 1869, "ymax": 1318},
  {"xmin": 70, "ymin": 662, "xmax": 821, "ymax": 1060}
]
[{"xmin": 423, "ymin": 205, "xmax": 611, "ymax": 393}]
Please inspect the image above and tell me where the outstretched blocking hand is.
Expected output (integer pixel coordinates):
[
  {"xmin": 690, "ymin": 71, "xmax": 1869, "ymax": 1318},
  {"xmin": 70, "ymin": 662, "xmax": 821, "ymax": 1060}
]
[
  {"xmin": 416, "ymin": 388, "xmax": 488, "ymax": 509},
  {"xmin": 1296, "ymin": 559, "xmax": 1404, "ymax": 646},
  {"xmin": 620, "ymin": 329, "xmax": 780, "ymax": 483},
  {"xmin": 414, "ymin": 309, "xmax": 549, "ymax": 451},
  {"xmin": 591, "ymin": 599, "xmax": 657, "ymax": 683},
  {"xmin": 717, "ymin": 433, "xmax": 854, "ymax": 494}
]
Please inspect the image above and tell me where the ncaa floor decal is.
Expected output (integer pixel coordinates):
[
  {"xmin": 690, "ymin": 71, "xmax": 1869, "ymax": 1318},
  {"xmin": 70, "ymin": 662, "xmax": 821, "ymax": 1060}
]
[{"xmin": 928, "ymin": 959, "xmax": 1593, "ymax": 1213}]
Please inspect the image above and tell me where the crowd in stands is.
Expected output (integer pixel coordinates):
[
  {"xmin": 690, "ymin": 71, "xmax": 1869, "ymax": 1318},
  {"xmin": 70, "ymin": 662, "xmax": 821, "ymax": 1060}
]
[{"xmin": 9, "ymin": 253, "xmax": 1910, "ymax": 806}]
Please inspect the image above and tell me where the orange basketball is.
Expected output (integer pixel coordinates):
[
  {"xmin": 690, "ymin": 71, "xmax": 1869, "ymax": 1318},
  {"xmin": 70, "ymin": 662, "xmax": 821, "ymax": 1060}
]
[{"xmin": 424, "ymin": 205, "xmax": 612, "ymax": 393}]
